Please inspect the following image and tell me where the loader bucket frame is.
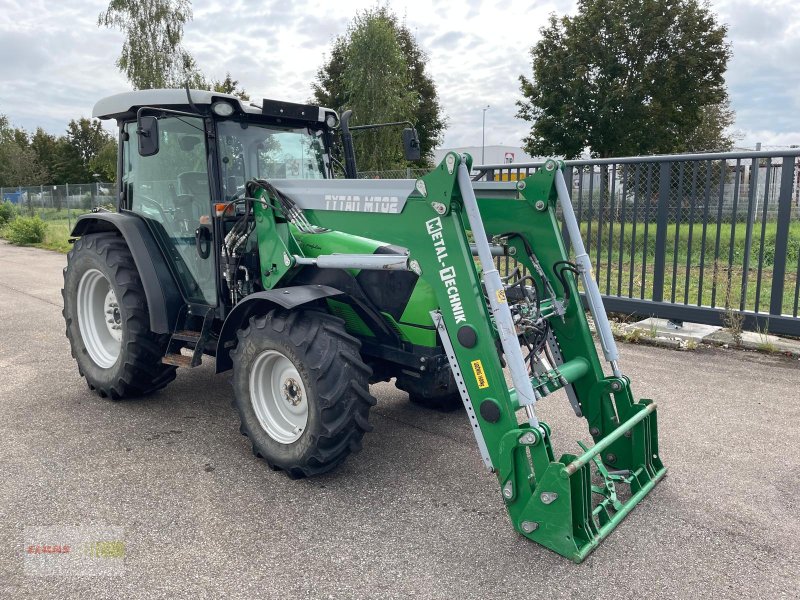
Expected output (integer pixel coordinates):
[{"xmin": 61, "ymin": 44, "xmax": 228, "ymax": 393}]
[{"xmin": 261, "ymin": 153, "xmax": 666, "ymax": 561}]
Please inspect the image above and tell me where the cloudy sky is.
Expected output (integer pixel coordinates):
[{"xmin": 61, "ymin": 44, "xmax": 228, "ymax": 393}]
[{"xmin": 0, "ymin": 0, "xmax": 797, "ymax": 152}]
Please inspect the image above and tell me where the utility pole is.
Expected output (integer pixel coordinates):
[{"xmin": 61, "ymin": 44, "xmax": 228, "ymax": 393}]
[{"xmin": 481, "ymin": 106, "xmax": 490, "ymax": 165}]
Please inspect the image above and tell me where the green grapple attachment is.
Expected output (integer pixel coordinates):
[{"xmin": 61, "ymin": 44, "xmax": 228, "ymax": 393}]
[{"xmin": 253, "ymin": 153, "xmax": 666, "ymax": 562}]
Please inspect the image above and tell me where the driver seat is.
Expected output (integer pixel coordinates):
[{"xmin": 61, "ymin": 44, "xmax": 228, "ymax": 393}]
[{"xmin": 176, "ymin": 171, "xmax": 211, "ymax": 222}]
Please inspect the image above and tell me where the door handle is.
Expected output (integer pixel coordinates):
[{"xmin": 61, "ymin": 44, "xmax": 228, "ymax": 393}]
[{"xmin": 195, "ymin": 224, "xmax": 212, "ymax": 259}]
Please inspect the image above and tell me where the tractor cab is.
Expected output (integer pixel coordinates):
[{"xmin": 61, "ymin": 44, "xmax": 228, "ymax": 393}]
[{"xmin": 92, "ymin": 89, "xmax": 339, "ymax": 309}]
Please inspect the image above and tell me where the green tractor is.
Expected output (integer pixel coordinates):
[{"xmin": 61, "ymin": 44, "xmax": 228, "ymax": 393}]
[{"xmin": 63, "ymin": 89, "xmax": 665, "ymax": 561}]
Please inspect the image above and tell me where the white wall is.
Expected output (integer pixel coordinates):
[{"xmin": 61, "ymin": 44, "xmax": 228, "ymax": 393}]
[{"xmin": 433, "ymin": 145, "xmax": 541, "ymax": 166}]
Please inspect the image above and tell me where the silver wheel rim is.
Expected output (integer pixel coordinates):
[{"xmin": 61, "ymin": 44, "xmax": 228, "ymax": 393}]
[
  {"xmin": 249, "ymin": 349, "xmax": 308, "ymax": 444},
  {"xmin": 76, "ymin": 269, "xmax": 122, "ymax": 368}
]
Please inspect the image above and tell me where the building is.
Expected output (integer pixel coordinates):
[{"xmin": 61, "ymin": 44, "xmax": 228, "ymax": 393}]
[{"xmin": 433, "ymin": 145, "xmax": 541, "ymax": 167}]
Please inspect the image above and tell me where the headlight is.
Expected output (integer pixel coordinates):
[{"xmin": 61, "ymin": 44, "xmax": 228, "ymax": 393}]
[
  {"xmin": 325, "ymin": 113, "xmax": 338, "ymax": 128},
  {"xmin": 212, "ymin": 101, "xmax": 235, "ymax": 117}
]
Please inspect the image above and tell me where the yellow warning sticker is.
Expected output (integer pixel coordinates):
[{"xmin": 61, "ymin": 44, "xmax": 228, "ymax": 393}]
[
  {"xmin": 471, "ymin": 359, "xmax": 489, "ymax": 389},
  {"xmin": 496, "ymin": 288, "xmax": 507, "ymax": 304}
]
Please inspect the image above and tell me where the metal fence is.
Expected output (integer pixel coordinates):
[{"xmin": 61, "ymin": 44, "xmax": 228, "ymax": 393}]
[
  {"xmin": 358, "ymin": 168, "xmax": 429, "ymax": 179},
  {"xmin": 1, "ymin": 183, "xmax": 116, "ymax": 229},
  {"xmin": 474, "ymin": 150, "xmax": 800, "ymax": 336}
]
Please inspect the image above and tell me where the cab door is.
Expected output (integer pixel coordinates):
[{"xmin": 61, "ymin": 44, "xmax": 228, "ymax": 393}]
[{"xmin": 121, "ymin": 116, "xmax": 217, "ymax": 306}]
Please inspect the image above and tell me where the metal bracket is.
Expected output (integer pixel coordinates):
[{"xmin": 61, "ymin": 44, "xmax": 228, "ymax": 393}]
[
  {"xmin": 545, "ymin": 330, "xmax": 582, "ymax": 417},
  {"xmin": 431, "ymin": 310, "xmax": 493, "ymax": 470}
]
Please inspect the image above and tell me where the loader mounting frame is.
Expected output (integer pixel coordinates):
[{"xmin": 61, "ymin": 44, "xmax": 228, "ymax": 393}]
[{"xmin": 259, "ymin": 153, "xmax": 666, "ymax": 561}]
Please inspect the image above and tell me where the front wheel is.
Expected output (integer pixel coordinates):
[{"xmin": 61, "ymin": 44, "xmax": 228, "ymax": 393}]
[
  {"xmin": 231, "ymin": 309, "xmax": 376, "ymax": 478},
  {"xmin": 62, "ymin": 233, "xmax": 176, "ymax": 399}
]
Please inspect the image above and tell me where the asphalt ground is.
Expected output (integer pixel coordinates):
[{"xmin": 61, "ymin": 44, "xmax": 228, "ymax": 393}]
[{"xmin": 1, "ymin": 240, "xmax": 798, "ymax": 599}]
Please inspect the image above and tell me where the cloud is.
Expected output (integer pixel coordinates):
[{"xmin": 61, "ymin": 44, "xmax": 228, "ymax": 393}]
[
  {"xmin": 428, "ymin": 31, "xmax": 462, "ymax": 50},
  {"xmin": 714, "ymin": 0, "xmax": 800, "ymax": 146}
]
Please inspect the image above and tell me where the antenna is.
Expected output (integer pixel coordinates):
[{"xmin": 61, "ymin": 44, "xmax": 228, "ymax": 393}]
[{"xmin": 184, "ymin": 82, "xmax": 201, "ymax": 114}]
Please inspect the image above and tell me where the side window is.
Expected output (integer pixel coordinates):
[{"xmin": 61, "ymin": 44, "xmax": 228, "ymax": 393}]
[
  {"xmin": 122, "ymin": 117, "xmax": 209, "ymax": 219},
  {"xmin": 120, "ymin": 116, "xmax": 216, "ymax": 305}
]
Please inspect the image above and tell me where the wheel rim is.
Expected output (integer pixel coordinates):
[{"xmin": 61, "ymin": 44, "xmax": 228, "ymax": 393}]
[
  {"xmin": 249, "ymin": 349, "xmax": 309, "ymax": 444},
  {"xmin": 76, "ymin": 268, "xmax": 122, "ymax": 368}
]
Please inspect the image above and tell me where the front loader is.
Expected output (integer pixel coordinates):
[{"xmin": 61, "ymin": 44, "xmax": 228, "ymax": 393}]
[{"xmin": 63, "ymin": 89, "xmax": 665, "ymax": 562}]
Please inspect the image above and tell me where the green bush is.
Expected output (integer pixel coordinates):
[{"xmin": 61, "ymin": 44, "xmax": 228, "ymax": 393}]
[
  {"xmin": 0, "ymin": 200, "xmax": 18, "ymax": 226},
  {"xmin": 3, "ymin": 215, "xmax": 47, "ymax": 245}
]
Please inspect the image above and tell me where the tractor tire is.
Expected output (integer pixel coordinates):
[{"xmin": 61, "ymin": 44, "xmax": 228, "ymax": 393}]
[
  {"xmin": 231, "ymin": 308, "xmax": 376, "ymax": 478},
  {"xmin": 62, "ymin": 233, "xmax": 176, "ymax": 399}
]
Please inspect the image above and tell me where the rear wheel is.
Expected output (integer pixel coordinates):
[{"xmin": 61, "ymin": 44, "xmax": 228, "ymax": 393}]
[
  {"xmin": 231, "ymin": 309, "xmax": 376, "ymax": 478},
  {"xmin": 62, "ymin": 233, "xmax": 176, "ymax": 399}
]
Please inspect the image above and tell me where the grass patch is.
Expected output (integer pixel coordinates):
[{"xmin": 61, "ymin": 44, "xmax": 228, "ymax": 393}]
[
  {"xmin": 756, "ymin": 341, "xmax": 778, "ymax": 353},
  {"xmin": 36, "ymin": 219, "xmax": 73, "ymax": 253}
]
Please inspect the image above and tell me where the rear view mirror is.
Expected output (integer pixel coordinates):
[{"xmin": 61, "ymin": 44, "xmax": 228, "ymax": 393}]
[
  {"xmin": 402, "ymin": 127, "xmax": 421, "ymax": 161},
  {"xmin": 137, "ymin": 116, "xmax": 160, "ymax": 157}
]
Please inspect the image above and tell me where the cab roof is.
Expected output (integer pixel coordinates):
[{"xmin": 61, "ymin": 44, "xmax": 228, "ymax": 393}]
[{"xmin": 92, "ymin": 89, "xmax": 334, "ymax": 124}]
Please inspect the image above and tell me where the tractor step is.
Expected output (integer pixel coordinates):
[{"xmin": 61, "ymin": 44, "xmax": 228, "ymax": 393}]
[
  {"xmin": 172, "ymin": 330, "xmax": 203, "ymax": 343},
  {"xmin": 162, "ymin": 306, "xmax": 215, "ymax": 369},
  {"xmin": 162, "ymin": 353, "xmax": 195, "ymax": 368}
]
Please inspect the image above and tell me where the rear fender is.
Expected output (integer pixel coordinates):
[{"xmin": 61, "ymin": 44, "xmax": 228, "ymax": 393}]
[{"xmin": 70, "ymin": 212, "xmax": 183, "ymax": 334}]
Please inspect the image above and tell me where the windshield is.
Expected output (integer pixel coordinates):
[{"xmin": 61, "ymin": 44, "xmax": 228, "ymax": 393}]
[{"xmin": 217, "ymin": 120, "xmax": 328, "ymax": 199}]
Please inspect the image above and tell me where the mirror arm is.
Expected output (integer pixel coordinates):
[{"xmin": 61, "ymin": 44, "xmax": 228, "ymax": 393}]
[
  {"xmin": 347, "ymin": 120, "xmax": 416, "ymax": 132},
  {"xmin": 136, "ymin": 106, "xmax": 203, "ymax": 122}
]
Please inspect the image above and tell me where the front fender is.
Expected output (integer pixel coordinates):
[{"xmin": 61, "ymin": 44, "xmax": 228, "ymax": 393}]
[{"xmin": 215, "ymin": 285, "xmax": 343, "ymax": 373}]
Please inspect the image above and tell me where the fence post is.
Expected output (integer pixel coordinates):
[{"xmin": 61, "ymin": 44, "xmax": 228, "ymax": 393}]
[
  {"xmin": 651, "ymin": 162, "xmax": 671, "ymax": 303},
  {"xmin": 740, "ymin": 158, "xmax": 758, "ymax": 310},
  {"xmin": 769, "ymin": 156, "xmax": 796, "ymax": 316}
]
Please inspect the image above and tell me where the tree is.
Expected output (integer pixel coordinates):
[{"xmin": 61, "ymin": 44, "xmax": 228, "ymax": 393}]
[
  {"xmin": 30, "ymin": 129, "xmax": 60, "ymax": 178},
  {"xmin": 683, "ymin": 98, "xmax": 736, "ymax": 153},
  {"xmin": 312, "ymin": 7, "xmax": 445, "ymax": 170},
  {"xmin": 517, "ymin": 0, "xmax": 732, "ymax": 159},
  {"xmin": 395, "ymin": 23, "xmax": 445, "ymax": 168},
  {"xmin": 90, "ymin": 139, "xmax": 119, "ymax": 182},
  {"xmin": 65, "ymin": 119, "xmax": 110, "ymax": 168},
  {"xmin": 0, "ymin": 117, "xmax": 47, "ymax": 187},
  {"xmin": 30, "ymin": 128, "xmax": 84, "ymax": 185},
  {"xmin": 99, "ymin": 0, "xmax": 203, "ymax": 89},
  {"xmin": 54, "ymin": 119, "xmax": 117, "ymax": 183},
  {"xmin": 1, "ymin": 116, "xmax": 115, "ymax": 187},
  {"xmin": 212, "ymin": 72, "xmax": 250, "ymax": 101}
]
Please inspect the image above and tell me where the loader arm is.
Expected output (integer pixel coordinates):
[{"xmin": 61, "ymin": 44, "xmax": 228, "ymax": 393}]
[{"xmin": 259, "ymin": 153, "xmax": 665, "ymax": 562}]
